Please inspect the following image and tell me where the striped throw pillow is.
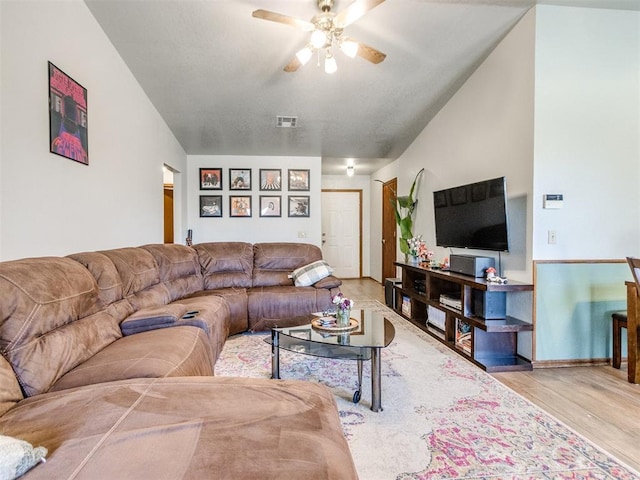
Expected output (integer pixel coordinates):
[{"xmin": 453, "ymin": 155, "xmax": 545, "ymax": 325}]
[{"xmin": 290, "ymin": 260, "xmax": 334, "ymax": 287}]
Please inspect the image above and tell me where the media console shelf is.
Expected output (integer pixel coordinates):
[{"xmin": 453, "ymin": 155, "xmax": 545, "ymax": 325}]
[{"xmin": 394, "ymin": 261, "xmax": 534, "ymax": 372}]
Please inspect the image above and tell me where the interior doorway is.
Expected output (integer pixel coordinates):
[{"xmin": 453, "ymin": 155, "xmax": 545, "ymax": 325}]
[
  {"xmin": 163, "ymin": 166, "xmax": 174, "ymax": 244},
  {"xmin": 321, "ymin": 190, "xmax": 362, "ymax": 278},
  {"xmin": 382, "ymin": 178, "xmax": 397, "ymax": 281}
]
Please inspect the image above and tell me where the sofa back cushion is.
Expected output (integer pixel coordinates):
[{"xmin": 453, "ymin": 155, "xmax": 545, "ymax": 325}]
[
  {"xmin": 99, "ymin": 248, "xmax": 170, "ymax": 310},
  {"xmin": 0, "ymin": 257, "xmax": 121, "ymax": 396},
  {"xmin": 252, "ymin": 243, "xmax": 323, "ymax": 287},
  {"xmin": 141, "ymin": 244, "xmax": 203, "ymax": 301},
  {"xmin": 194, "ymin": 242, "xmax": 253, "ymax": 289},
  {"xmin": 0, "ymin": 355, "xmax": 22, "ymax": 416}
]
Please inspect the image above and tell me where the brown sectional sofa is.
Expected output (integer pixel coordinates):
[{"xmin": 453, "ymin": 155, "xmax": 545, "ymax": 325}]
[{"xmin": 0, "ymin": 242, "xmax": 356, "ymax": 479}]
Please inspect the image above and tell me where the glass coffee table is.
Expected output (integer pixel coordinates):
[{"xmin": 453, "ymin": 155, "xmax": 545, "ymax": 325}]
[{"xmin": 266, "ymin": 310, "xmax": 395, "ymax": 412}]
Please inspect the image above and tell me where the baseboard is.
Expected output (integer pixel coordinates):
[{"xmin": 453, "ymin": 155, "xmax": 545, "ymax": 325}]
[{"xmin": 532, "ymin": 357, "xmax": 612, "ymax": 369}]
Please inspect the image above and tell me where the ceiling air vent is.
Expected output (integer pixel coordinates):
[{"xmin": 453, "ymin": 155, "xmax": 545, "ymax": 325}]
[{"xmin": 276, "ymin": 116, "xmax": 298, "ymax": 128}]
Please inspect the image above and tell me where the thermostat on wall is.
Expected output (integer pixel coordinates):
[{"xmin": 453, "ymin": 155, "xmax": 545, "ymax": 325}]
[{"xmin": 543, "ymin": 194, "xmax": 563, "ymax": 209}]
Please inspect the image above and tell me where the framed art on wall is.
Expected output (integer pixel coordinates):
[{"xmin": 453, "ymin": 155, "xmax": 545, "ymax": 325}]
[
  {"xmin": 229, "ymin": 169, "xmax": 252, "ymax": 190},
  {"xmin": 259, "ymin": 169, "xmax": 281, "ymax": 191},
  {"xmin": 288, "ymin": 195, "xmax": 310, "ymax": 217},
  {"xmin": 230, "ymin": 196, "xmax": 252, "ymax": 217},
  {"xmin": 259, "ymin": 195, "xmax": 281, "ymax": 217},
  {"xmin": 200, "ymin": 195, "xmax": 222, "ymax": 217},
  {"xmin": 288, "ymin": 169, "xmax": 309, "ymax": 191},
  {"xmin": 48, "ymin": 62, "xmax": 88, "ymax": 165},
  {"xmin": 200, "ymin": 168, "xmax": 222, "ymax": 190}
]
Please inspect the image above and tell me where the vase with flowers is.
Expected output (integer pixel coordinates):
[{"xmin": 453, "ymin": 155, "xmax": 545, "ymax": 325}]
[
  {"xmin": 332, "ymin": 293, "xmax": 354, "ymax": 327},
  {"xmin": 406, "ymin": 235, "xmax": 434, "ymax": 265}
]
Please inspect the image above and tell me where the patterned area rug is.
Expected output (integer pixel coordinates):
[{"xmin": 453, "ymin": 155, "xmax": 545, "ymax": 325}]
[{"xmin": 215, "ymin": 302, "xmax": 639, "ymax": 480}]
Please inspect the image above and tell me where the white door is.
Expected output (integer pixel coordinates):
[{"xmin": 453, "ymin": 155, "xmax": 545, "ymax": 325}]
[{"xmin": 321, "ymin": 191, "xmax": 360, "ymax": 278}]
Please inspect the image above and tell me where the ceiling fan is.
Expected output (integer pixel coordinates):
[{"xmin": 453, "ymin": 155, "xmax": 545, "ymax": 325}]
[{"xmin": 252, "ymin": 0, "xmax": 386, "ymax": 74}]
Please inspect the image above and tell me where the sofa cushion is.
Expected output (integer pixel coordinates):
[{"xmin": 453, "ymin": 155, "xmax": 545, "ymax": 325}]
[
  {"xmin": 67, "ymin": 251, "xmax": 124, "ymax": 307},
  {"xmin": 194, "ymin": 242, "xmax": 254, "ymax": 289},
  {"xmin": 0, "ymin": 377, "xmax": 357, "ymax": 480},
  {"xmin": 99, "ymin": 248, "xmax": 170, "ymax": 310},
  {"xmin": 252, "ymin": 243, "xmax": 323, "ymax": 287},
  {"xmin": 313, "ymin": 275, "xmax": 342, "ymax": 289},
  {"xmin": 140, "ymin": 244, "xmax": 203, "ymax": 301},
  {"xmin": 184, "ymin": 288, "xmax": 249, "ymax": 335},
  {"xmin": 247, "ymin": 285, "xmax": 325, "ymax": 331},
  {"xmin": 0, "ymin": 257, "xmax": 121, "ymax": 397},
  {"xmin": 50, "ymin": 327, "xmax": 214, "ymax": 392},
  {"xmin": 0, "ymin": 356, "xmax": 23, "ymax": 417},
  {"xmin": 290, "ymin": 260, "xmax": 334, "ymax": 287}
]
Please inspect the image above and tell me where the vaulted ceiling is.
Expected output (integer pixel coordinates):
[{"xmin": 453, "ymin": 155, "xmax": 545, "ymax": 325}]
[{"xmin": 85, "ymin": 0, "xmax": 639, "ymax": 174}]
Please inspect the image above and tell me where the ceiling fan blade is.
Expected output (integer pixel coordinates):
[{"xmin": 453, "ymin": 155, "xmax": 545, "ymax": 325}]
[
  {"xmin": 357, "ymin": 42, "xmax": 386, "ymax": 64},
  {"xmin": 343, "ymin": 37, "xmax": 386, "ymax": 64},
  {"xmin": 252, "ymin": 9, "xmax": 315, "ymax": 31},
  {"xmin": 284, "ymin": 57, "xmax": 302, "ymax": 73},
  {"xmin": 334, "ymin": 0, "xmax": 386, "ymax": 28}
]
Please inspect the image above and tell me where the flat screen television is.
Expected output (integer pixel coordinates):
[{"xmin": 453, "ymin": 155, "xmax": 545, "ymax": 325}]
[{"xmin": 433, "ymin": 176, "xmax": 509, "ymax": 252}]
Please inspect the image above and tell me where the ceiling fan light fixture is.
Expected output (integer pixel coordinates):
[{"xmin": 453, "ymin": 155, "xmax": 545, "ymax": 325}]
[
  {"xmin": 340, "ymin": 39, "xmax": 359, "ymax": 58},
  {"xmin": 310, "ymin": 29, "xmax": 327, "ymax": 48},
  {"xmin": 325, "ymin": 53, "xmax": 337, "ymax": 74},
  {"xmin": 296, "ymin": 46, "xmax": 314, "ymax": 65}
]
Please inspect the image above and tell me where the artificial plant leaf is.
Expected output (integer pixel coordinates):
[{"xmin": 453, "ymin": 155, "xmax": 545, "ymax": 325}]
[
  {"xmin": 397, "ymin": 196, "xmax": 412, "ymax": 209},
  {"xmin": 408, "ymin": 168, "xmax": 425, "ymax": 200},
  {"xmin": 400, "ymin": 217, "xmax": 413, "ymax": 239},
  {"xmin": 399, "ymin": 238, "xmax": 409, "ymax": 254}
]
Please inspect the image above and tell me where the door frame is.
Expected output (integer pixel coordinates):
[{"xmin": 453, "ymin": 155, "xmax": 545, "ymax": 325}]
[
  {"xmin": 382, "ymin": 178, "xmax": 397, "ymax": 281},
  {"xmin": 321, "ymin": 189, "xmax": 363, "ymax": 278}
]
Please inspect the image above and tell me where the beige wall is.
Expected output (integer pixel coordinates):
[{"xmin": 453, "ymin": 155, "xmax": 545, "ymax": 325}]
[
  {"xmin": 372, "ymin": 9, "xmax": 536, "ymax": 283},
  {"xmin": 0, "ymin": 1, "xmax": 186, "ymax": 260}
]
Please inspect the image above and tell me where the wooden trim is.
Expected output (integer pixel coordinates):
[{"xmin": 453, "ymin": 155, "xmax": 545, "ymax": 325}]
[
  {"xmin": 321, "ymin": 189, "xmax": 363, "ymax": 278},
  {"xmin": 533, "ymin": 259, "xmax": 626, "ymax": 265},
  {"xmin": 532, "ymin": 358, "xmax": 611, "ymax": 369}
]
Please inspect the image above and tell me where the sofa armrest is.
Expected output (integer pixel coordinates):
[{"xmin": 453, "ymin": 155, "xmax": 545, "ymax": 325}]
[
  {"xmin": 121, "ymin": 304, "xmax": 190, "ymax": 335},
  {"xmin": 313, "ymin": 275, "xmax": 342, "ymax": 289}
]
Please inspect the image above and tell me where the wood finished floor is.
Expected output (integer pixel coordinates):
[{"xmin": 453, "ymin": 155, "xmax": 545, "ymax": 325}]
[{"xmin": 341, "ymin": 278, "xmax": 640, "ymax": 473}]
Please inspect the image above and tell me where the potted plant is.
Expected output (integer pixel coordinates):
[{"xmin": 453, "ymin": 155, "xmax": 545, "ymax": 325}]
[{"xmin": 394, "ymin": 168, "xmax": 424, "ymax": 261}]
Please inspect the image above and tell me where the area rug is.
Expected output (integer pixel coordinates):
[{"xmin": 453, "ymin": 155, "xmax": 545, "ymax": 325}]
[{"xmin": 215, "ymin": 302, "xmax": 639, "ymax": 480}]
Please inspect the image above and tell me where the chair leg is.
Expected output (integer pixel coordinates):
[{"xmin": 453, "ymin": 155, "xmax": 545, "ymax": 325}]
[
  {"xmin": 612, "ymin": 313, "xmax": 627, "ymax": 369},
  {"xmin": 613, "ymin": 316, "xmax": 621, "ymax": 369}
]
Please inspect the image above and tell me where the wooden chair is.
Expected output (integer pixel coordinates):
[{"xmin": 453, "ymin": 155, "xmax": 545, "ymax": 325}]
[
  {"xmin": 624, "ymin": 257, "xmax": 640, "ymax": 381},
  {"xmin": 628, "ymin": 257, "xmax": 640, "ymax": 289}
]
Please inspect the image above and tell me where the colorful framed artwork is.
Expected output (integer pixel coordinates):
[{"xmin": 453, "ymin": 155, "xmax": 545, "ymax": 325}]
[
  {"xmin": 259, "ymin": 195, "xmax": 281, "ymax": 217},
  {"xmin": 229, "ymin": 169, "xmax": 252, "ymax": 190},
  {"xmin": 230, "ymin": 195, "xmax": 252, "ymax": 217},
  {"xmin": 200, "ymin": 195, "xmax": 222, "ymax": 217},
  {"xmin": 200, "ymin": 168, "xmax": 222, "ymax": 190},
  {"xmin": 288, "ymin": 195, "xmax": 310, "ymax": 217},
  {"xmin": 48, "ymin": 62, "xmax": 88, "ymax": 165},
  {"xmin": 259, "ymin": 169, "xmax": 282, "ymax": 191},
  {"xmin": 288, "ymin": 169, "xmax": 309, "ymax": 191}
]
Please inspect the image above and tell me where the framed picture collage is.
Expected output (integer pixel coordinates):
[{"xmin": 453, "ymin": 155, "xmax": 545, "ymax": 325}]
[{"xmin": 199, "ymin": 168, "xmax": 310, "ymax": 219}]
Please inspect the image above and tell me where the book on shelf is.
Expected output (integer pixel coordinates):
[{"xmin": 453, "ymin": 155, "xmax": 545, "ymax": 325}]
[
  {"xmin": 455, "ymin": 319, "xmax": 472, "ymax": 354},
  {"xmin": 427, "ymin": 305, "xmax": 446, "ymax": 331},
  {"xmin": 401, "ymin": 295, "xmax": 411, "ymax": 317}
]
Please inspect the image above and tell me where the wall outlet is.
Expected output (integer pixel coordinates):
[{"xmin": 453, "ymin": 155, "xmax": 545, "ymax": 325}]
[{"xmin": 548, "ymin": 230, "xmax": 557, "ymax": 245}]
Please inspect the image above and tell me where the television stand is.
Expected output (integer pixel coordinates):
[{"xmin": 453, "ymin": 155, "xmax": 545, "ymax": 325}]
[{"xmin": 393, "ymin": 261, "xmax": 534, "ymax": 372}]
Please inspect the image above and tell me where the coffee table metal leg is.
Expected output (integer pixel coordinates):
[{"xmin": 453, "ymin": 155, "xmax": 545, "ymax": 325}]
[
  {"xmin": 271, "ymin": 329, "xmax": 280, "ymax": 379},
  {"xmin": 371, "ymin": 347, "xmax": 382, "ymax": 412}
]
